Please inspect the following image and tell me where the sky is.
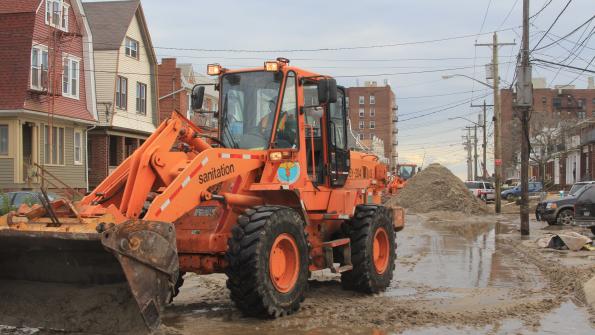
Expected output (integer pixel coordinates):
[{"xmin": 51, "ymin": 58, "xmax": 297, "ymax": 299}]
[{"xmin": 90, "ymin": 0, "xmax": 595, "ymax": 180}]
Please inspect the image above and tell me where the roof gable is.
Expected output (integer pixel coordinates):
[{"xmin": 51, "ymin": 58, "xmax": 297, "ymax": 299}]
[
  {"xmin": 0, "ymin": 0, "xmax": 41, "ymax": 14},
  {"xmin": 83, "ymin": 0, "xmax": 139, "ymax": 51}
]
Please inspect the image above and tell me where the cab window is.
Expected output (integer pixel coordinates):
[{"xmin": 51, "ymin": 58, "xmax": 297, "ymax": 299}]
[{"xmin": 274, "ymin": 72, "xmax": 298, "ymax": 148}]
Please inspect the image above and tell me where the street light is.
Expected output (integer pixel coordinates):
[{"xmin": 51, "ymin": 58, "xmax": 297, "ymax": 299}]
[
  {"xmin": 448, "ymin": 116, "xmax": 481, "ymax": 126},
  {"xmin": 442, "ymin": 74, "xmax": 494, "ymax": 89}
]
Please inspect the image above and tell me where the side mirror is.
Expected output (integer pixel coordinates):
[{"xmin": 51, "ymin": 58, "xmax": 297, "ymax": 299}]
[
  {"xmin": 317, "ymin": 78, "xmax": 337, "ymax": 104},
  {"xmin": 191, "ymin": 85, "xmax": 205, "ymax": 111}
]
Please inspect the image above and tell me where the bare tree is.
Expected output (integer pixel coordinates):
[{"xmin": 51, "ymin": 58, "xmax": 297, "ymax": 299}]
[{"xmin": 528, "ymin": 113, "xmax": 572, "ymax": 184}]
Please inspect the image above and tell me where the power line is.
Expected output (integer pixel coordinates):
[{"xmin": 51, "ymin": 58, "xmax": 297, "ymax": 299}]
[
  {"xmin": 332, "ymin": 63, "xmax": 512, "ymax": 78},
  {"xmin": 479, "ymin": 0, "xmax": 494, "ymax": 34},
  {"xmin": 531, "ymin": 0, "xmax": 574, "ymax": 52},
  {"xmin": 529, "ymin": 0, "xmax": 553, "ymax": 20},
  {"xmin": 397, "ymin": 90, "xmax": 477, "ymax": 100},
  {"xmin": 497, "ymin": 0, "xmax": 520, "ymax": 31},
  {"xmin": 533, "ymin": 15, "xmax": 595, "ymax": 51},
  {"xmin": 156, "ymin": 54, "xmax": 494, "ymax": 63},
  {"xmin": 1, "ymin": 28, "xmax": 521, "ymax": 53},
  {"xmin": 566, "ymin": 55, "xmax": 595, "ymax": 85},
  {"xmin": 400, "ymin": 93, "xmax": 491, "ymax": 122},
  {"xmin": 532, "ymin": 58, "xmax": 595, "ymax": 74}
]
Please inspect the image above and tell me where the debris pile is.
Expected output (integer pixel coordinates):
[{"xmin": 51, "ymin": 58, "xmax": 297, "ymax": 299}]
[{"xmin": 388, "ymin": 163, "xmax": 487, "ymax": 215}]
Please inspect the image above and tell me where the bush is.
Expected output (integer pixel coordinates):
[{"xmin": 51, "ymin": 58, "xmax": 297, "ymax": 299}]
[{"xmin": 0, "ymin": 193, "xmax": 15, "ymax": 216}]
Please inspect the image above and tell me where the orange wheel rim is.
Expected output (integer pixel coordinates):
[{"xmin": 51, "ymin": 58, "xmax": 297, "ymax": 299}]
[
  {"xmin": 373, "ymin": 227, "xmax": 390, "ymax": 274},
  {"xmin": 269, "ymin": 233, "xmax": 300, "ymax": 293}
]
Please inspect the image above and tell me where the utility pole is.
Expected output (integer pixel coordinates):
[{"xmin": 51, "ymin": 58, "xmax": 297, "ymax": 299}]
[
  {"xmin": 516, "ymin": 0, "xmax": 533, "ymax": 236},
  {"xmin": 472, "ymin": 101, "xmax": 493, "ymax": 179},
  {"xmin": 476, "ymin": 34, "xmax": 515, "ymax": 214},
  {"xmin": 463, "ymin": 130, "xmax": 473, "ymax": 181},
  {"xmin": 474, "ymin": 124, "xmax": 478, "ymax": 180},
  {"xmin": 465, "ymin": 125, "xmax": 478, "ymax": 179}
]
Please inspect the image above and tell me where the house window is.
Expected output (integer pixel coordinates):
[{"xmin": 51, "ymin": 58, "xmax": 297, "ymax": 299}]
[
  {"xmin": 73, "ymin": 130, "xmax": 82, "ymax": 165},
  {"xmin": 578, "ymin": 111, "xmax": 586, "ymax": 119},
  {"xmin": 541, "ymin": 97, "xmax": 547, "ymax": 104},
  {"xmin": 359, "ymin": 120, "xmax": 364, "ymax": 129},
  {"xmin": 370, "ymin": 133, "xmax": 374, "ymax": 139},
  {"xmin": 359, "ymin": 108, "xmax": 364, "ymax": 117},
  {"xmin": 31, "ymin": 46, "xmax": 49, "ymax": 90},
  {"xmin": 45, "ymin": 0, "xmax": 68, "ymax": 31},
  {"xmin": 358, "ymin": 133, "xmax": 364, "ymax": 140},
  {"xmin": 136, "ymin": 82, "xmax": 147, "ymax": 114},
  {"xmin": 62, "ymin": 56, "xmax": 79, "ymax": 99},
  {"xmin": 116, "ymin": 76, "xmax": 128, "ymax": 109},
  {"xmin": 0, "ymin": 125, "xmax": 7, "ymax": 155},
  {"xmin": 578, "ymin": 99, "xmax": 586, "ymax": 109},
  {"xmin": 359, "ymin": 96, "xmax": 364, "ymax": 105},
  {"xmin": 553, "ymin": 97, "xmax": 561, "ymax": 108},
  {"xmin": 370, "ymin": 107, "xmax": 375, "ymax": 117},
  {"xmin": 370, "ymin": 121, "xmax": 375, "ymax": 129},
  {"xmin": 43, "ymin": 125, "xmax": 64, "ymax": 165},
  {"xmin": 370, "ymin": 95, "xmax": 375, "ymax": 105},
  {"xmin": 125, "ymin": 37, "xmax": 139, "ymax": 59}
]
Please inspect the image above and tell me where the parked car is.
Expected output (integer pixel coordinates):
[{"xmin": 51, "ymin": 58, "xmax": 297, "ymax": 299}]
[
  {"xmin": 0, "ymin": 191, "xmax": 61, "ymax": 215},
  {"xmin": 464, "ymin": 181, "xmax": 495, "ymax": 202},
  {"xmin": 535, "ymin": 181, "xmax": 595, "ymax": 225},
  {"xmin": 573, "ymin": 184, "xmax": 595, "ymax": 235},
  {"xmin": 500, "ymin": 181, "xmax": 543, "ymax": 200},
  {"xmin": 502, "ymin": 178, "xmax": 520, "ymax": 190}
]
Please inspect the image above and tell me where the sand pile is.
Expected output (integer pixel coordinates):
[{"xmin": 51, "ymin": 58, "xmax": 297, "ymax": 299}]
[{"xmin": 388, "ymin": 163, "xmax": 487, "ymax": 215}]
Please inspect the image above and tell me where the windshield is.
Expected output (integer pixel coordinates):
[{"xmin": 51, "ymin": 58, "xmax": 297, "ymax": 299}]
[
  {"xmin": 398, "ymin": 165, "xmax": 415, "ymax": 180},
  {"xmin": 569, "ymin": 183, "xmax": 588, "ymax": 196},
  {"xmin": 220, "ymin": 71, "xmax": 282, "ymax": 149}
]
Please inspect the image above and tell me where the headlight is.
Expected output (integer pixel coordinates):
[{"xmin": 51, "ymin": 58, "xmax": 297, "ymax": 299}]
[{"xmin": 546, "ymin": 203, "xmax": 557, "ymax": 209}]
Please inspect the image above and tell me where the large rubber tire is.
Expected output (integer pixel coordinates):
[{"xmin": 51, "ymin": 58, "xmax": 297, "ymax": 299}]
[
  {"xmin": 341, "ymin": 205, "xmax": 396, "ymax": 293},
  {"xmin": 556, "ymin": 209, "xmax": 574, "ymax": 226},
  {"xmin": 226, "ymin": 206, "xmax": 309, "ymax": 318}
]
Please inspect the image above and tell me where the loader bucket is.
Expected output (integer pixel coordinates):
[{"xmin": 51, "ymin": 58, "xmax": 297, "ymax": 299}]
[{"xmin": 0, "ymin": 220, "xmax": 178, "ymax": 333}]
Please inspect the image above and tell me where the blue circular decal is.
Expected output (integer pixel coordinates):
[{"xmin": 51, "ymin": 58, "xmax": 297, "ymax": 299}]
[{"xmin": 277, "ymin": 162, "xmax": 300, "ymax": 184}]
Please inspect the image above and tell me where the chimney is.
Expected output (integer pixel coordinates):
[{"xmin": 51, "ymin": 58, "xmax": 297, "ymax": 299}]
[{"xmin": 588, "ymin": 77, "xmax": 595, "ymax": 89}]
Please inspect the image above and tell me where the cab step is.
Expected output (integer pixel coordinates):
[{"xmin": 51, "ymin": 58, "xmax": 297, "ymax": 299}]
[{"xmin": 322, "ymin": 238, "xmax": 353, "ymax": 273}]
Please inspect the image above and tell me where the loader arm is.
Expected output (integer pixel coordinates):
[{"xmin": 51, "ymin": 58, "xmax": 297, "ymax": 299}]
[{"xmin": 80, "ymin": 112, "xmax": 218, "ymax": 222}]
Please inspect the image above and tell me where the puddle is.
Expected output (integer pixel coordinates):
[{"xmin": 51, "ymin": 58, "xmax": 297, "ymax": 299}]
[{"xmin": 391, "ymin": 215, "xmax": 540, "ymax": 290}]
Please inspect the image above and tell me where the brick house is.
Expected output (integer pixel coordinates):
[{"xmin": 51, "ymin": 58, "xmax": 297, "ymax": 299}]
[
  {"xmin": 83, "ymin": 0, "xmax": 159, "ymax": 188},
  {"xmin": 0, "ymin": 0, "xmax": 97, "ymax": 192},
  {"xmin": 501, "ymin": 81, "xmax": 595, "ymax": 187},
  {"xmin": 157, "ymin": 59, "xmax": 218, "ymax": 127}
]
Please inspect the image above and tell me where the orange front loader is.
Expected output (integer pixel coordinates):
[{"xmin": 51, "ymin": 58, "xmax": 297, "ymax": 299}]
[
  {"xmin": 388, "ymin": 163, "xmax": 418, "ymax": 194},
  {"xmin": 0, "ymin": 59, "xmax": 405, "ymax": 332}
]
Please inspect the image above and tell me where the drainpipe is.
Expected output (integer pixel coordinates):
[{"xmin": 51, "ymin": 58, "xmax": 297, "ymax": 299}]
[{"xmin": 84, "ymin": 124, "xmax": 97, "ymax": 193}]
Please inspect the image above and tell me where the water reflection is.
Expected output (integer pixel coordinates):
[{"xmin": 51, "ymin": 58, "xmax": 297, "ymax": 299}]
[{"xmin": 393, "ymin": 217, "xmax": 528, "ymax": 290}]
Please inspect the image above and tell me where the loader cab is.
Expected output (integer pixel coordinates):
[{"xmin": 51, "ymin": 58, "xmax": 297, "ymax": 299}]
[{"xmin": 198, "ymin": 62, "xmax": 350, "ymax": 188}]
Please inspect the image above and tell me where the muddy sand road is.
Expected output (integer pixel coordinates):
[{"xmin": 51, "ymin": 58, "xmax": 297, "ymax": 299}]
[
  {"xmin": 155, "ymin": 213, "xmax": 595, "ymax": 335},
  {"xmin": 3, "ymin": 213, "xmax": 594, "ymax": 335}
]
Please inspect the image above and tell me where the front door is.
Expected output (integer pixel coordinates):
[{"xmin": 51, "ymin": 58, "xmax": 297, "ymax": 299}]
[
  {"xmin": 21, "ymin": 123, "xmax": 35, "ymax": 186},
  {"xmin": 327, "ymin": 87, "xmax": 349, "ymax": 187}
]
